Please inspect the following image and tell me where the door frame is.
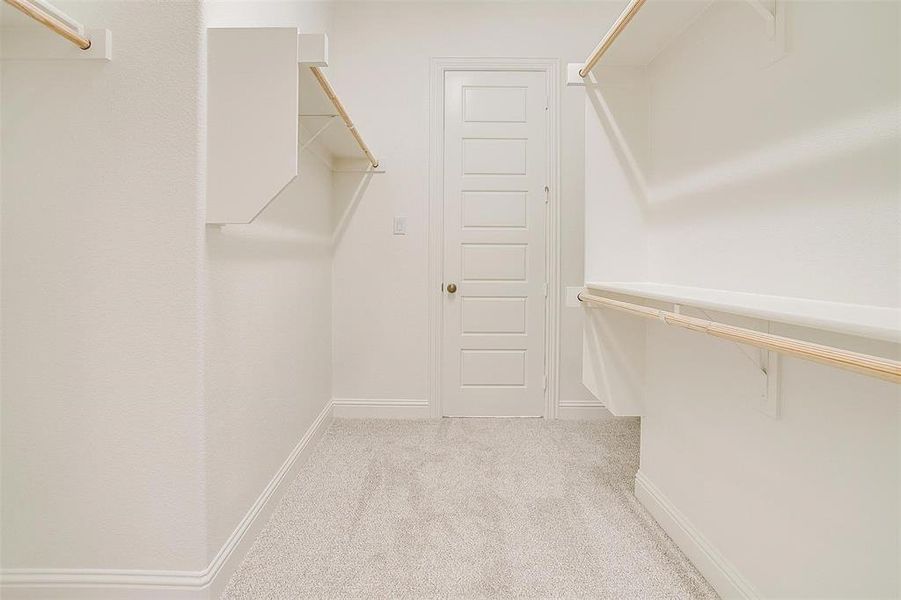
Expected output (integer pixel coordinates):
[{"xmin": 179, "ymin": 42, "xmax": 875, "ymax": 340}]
[{"xmin": 428, "ymin": 57, "xmax": 561, "ymax": 418}]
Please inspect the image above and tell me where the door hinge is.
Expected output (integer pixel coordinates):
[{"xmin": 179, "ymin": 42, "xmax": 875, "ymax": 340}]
[
  {"xmin": 543, "ymin": 282, "xmax": 548, "ymax": 297},
  {"xmin": 543, "ymin": 375, "xmax": 547, "ymax": 390},
  {"xmin": 544, "ymin": 185, "xmax": 549, "ymax": 204}
]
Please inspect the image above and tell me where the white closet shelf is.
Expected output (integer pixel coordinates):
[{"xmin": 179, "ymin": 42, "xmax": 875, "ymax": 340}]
[
  {"xmin": 584, "ymin": 281, "xmax": 901, "ymax": 343},
  {"xmin": 571, "ymin": 0, "xmax": 783, "ymax": 82},
  {"xmin": 298, "ymin": 66, "xmax": 378, "ymax": 169}
]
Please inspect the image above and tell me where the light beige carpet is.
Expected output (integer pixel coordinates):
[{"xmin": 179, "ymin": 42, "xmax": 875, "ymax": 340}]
[{"xmin": 221, "ymin": 418, "xmax": 718, "ymax": 599}]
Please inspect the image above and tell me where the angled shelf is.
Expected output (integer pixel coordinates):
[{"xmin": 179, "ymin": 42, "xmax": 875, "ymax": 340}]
[
  {"xmin": 205, "ymin": 29, "xmax": 381, "ymax": 224},
  {"xmin": 0, "ymin": 0, "xmax": 111, "ymax": 60},
  {"xmin": 584, "ymin": 281, "xmax": 901, "ymax": 343},
  {"xmin": 568, "ymin": 0, "xmax": 784, "ymax": 84},
  {"xmin": 206, "ymin": 27, "xmax": 299, "ymax": 225}
]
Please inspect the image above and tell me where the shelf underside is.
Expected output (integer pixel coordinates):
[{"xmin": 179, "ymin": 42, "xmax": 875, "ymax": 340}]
[{"xmin": 298, "ymin": 66, "xmax": 370, "ymax": 162}]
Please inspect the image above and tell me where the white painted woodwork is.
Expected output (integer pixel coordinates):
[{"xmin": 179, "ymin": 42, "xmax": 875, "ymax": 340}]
[
  {"xmin": 463, "ymin": 86, "xmax": 527, "ymax": 122},
  {"xmin": 298, "ymin": 66, "xmax": 374, "ymax": 167},
  {"xmin": 461, "ymin": 350, "xmax": 527, "ymax": 386},
  {"xmin": 579, "ymin": 0, "xmax": 648, "ymax": 77},
  {"xmin": 462, "ymin": 138, "xmax": 528, "ymax": 175},
  {"xmin": 297, "ymin": 32, "xmax": 327, "ymax": 66},
  {"xmin": 579, "ymin": 290, "xmax": 900, "ymax": 383},
  {"xmin": 461, "ymin": 191, "xmax": 528, "ymax": 228},
  {"xmin": 462, "ymin": 244, "xmax": 527, "ymax": 281},
  {"xmin": 2, "ymin": 0, "xmax": 91, "ymax": 49},
  {"xmin": 586, "ymin": 281, "xmax": 901, "ymax": 343},
  {"xmin": 441, "ymin": 70, "xmax": 548, "ymax": 417},
  {"xmin": 462, "ymin": 297, "xmax": 527, "ymax": 334},
  {"xmin": 206, "ymin": 28, "xmax": 298, "ymax": 224},
  {"xmin": 580, "ymin": 2, "xmax": 901, "ymax": 597}
]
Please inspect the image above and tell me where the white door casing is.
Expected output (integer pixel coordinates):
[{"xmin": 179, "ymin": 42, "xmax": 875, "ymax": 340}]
[{"xmin": 441, "ymin": 69, "xmax": 549, "ymax": 417}]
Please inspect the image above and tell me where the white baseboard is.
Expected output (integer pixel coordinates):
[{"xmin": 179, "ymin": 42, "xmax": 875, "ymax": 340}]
[
  {"xmin": 634, "ymin": 470, "xmax": 759, "ymax": 600},
  {"xmin": 0, "ymin": 401, "xmax": 335, "ymax": 600},
  {"xmin": 205, "ymin": 400, "xmax": 333, "ymax": 598},
  {"xmin": 332, "ymin": 398, "xmax": 430, "ymax": 419},
  {"xmin": 557, "ymin": 401, "xmax": 611, "ymax": 420}
]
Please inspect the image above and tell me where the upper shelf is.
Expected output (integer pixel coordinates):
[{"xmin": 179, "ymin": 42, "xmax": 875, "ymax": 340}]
[
  {"xmin": 298, "ymin": 66, "xmax": 379, "ymax": 169},
  {"xmin": 576, "ymin": 0, "xmax": 782, "ymax": 75},
  {"xmin": 584, "ymin": 281, "xmax": 901, "ymax": 343},
  {"xmin": 0, "ymin": 0, "xmax": 111, "ymax": 60}
]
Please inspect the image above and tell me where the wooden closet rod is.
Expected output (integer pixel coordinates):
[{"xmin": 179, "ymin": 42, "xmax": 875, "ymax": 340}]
[
  {"xmin": 309, "ymin": 66, "xmax": 379, "ymax": 169},
  {"xmin": 578, "ymin": 290, "xmax": 901, "ymax": 384},
  {"xmin": 579, "ymin": 0, "xmax": 647, "ymax": 77},
  {"xmin": 4, "ymin": 0, "xmax": 91, "ymax": 49}
]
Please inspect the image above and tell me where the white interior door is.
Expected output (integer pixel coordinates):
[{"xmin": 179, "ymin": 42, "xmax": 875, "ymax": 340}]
[{"xmin": 441, "ymin": 69, "xmax": 548, "ymax": 417}]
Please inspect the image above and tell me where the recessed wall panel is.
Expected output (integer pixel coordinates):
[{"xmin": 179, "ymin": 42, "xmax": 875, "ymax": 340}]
[
  {"xmin": 462, "ymin": 191, "xmax": 527, "ymax": 229},
  {"xmin": 463, "ymin": 86, "xmax": 527, "ymax": 122},
  {"xmin": 462, "ymin": 297, "xmax": 527, "ymax": 334},
  {"xmin": 461, "ymin": 350, "xmax": 526, "ymax": 386},
  {"xmin": 462, "ymin": 139, "xmax": 527, "ymax": 175},
  {"xmin": 462, "ymin": 244, "xmax": 527, "ymax": 281}
]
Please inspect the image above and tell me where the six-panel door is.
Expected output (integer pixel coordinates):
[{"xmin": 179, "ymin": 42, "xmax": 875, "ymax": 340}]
[{"xmin": 441, "ymin": 70, "xmax": 548, "ymax": 417}]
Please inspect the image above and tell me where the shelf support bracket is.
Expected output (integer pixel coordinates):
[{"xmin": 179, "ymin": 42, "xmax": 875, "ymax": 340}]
[
  {"xmin": 300, "ymin": 116, "xmax": 337, "ymax": 151},
  {"xmin": 692, "ymin": 305, "xmax": 781, "ymax": 418}
]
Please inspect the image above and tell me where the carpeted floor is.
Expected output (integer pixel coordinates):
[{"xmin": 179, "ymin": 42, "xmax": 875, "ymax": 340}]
[{"xmin": 221, "ymin": 418, "xmax": 718, "ymax": 599}]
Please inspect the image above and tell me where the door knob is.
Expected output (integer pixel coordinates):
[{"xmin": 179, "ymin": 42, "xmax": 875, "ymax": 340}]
[{"xmin": 446, "ymin": 283, "xmax": 457, "ymax": 294}]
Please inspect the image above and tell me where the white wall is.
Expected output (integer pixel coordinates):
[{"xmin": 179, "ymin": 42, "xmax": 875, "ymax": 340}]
[
  {"xmin": 203, "ymin": 152, "xmax": 334, "ymax": 565},
  {"xmin": 582, "ymin": 1, "xmax": 900, "ymax": 596},
  {"xmin": 328, "ymin": 1, "xmax": 623, "ymax": 409},
  {"xmin": 1, "ymin": 0, "xmax": 208, "ymax": 571},
  {"xmin": 1, "ymin": 0, "xmax": 338, "ymax": 589},
  {"xmin": 645, "ymin": 0, "xmax": 899, "ymax": 307},
  {"xmin": 202, "ymin": 1, "xmax": 337, "ymax": 569}
]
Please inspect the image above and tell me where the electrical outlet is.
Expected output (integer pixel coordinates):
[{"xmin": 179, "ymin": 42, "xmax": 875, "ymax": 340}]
[{"xmin": 393, "ymin": 216, "xmax": 407, "ymax": 235}]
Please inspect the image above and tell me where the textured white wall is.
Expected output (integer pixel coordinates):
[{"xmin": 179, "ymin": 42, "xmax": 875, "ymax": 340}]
[
  {"xmin": 0, "ymin": 0, "xmax": 208, "ymax": 571},
  {"xmin": 203, "ymin": 152, "xmax": 334, "ymax": 564},
  {"xmin": 203, "ymin": 0, "xmax": 336, "ymax": 568},
  {"xmin": 1, "ymin": 0, "xmax": 338, "ymax": 580},
  {"xmin": 328, "ymin": 1, "xmax": 624, "ymax": 407},
  {"xmin": 645, "ymin": 0, "xmax": 900, "ymax": 307},
  {"xmin": 582, "ymin": 0, "xmax": 900, "ymax": 596}
]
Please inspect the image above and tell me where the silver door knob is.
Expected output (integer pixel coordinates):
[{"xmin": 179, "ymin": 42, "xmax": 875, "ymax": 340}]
[{"xmin": 446, "ymin": 283, "xmax": 457, "ymax": 294}]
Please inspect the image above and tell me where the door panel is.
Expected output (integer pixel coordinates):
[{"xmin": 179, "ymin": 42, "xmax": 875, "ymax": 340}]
[
  {"xmin": 442, "ymin": 70, "xmax": 547, "ymax": 417},
  {"xmin": 463, "ymin": 86, "xmax": 527, "ymax": 122},
  {"xmin": 462, "ymin": 138, "xmax": 528, "ymax": 174},
  {"xmin": 461, "ymin": 191, "xmax": 528, "ymax": 229},
  {"xmin": 461, "ymin": 297, "xmax": 527, "ymax": 334},
  {"xmin": 461, "ymin": 244, "xmax": 527, "ymax": 281}
]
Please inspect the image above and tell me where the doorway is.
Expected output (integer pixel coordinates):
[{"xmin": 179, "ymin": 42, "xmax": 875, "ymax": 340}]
[{"xmin": 430, "ymin": 60, "xmax": 558, "ymax": 417}]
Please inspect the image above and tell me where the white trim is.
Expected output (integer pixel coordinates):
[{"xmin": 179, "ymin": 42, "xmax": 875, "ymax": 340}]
[
  {"xmin": 557, "ymin": 401, "xmax": 610, "ymax": 420},
  {"xmin": 332, "ymin": 398, "xmax": 430, "ymax": 419},
  {"xmin": 29, "ymin": 0, "xmax": 86, "ymax": 35},
  {"xmin": 634, "ymin": 470, "xmax": 760, "ymax": 600},
  {"xmin": 428, "ymin": 57, "xmax": 561, "ymax": 419},
  {"xmin": 0, "ymin": 401, "xmax": 335, "ymax": 600}
]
